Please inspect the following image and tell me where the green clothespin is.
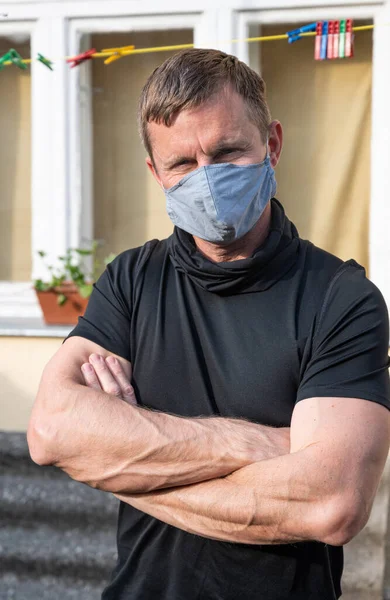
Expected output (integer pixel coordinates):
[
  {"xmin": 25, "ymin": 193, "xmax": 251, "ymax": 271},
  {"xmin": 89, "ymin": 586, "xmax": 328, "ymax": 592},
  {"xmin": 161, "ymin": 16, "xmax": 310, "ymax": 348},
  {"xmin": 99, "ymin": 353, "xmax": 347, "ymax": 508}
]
[
  {"xmin": 0, "ymin": 50, "xmax": 12, "ymax": 71},
  {"xmin": 9, "ymin": 48, "xmax": 27, "ymax": 70},
  {"xmin": 339, "ymin": 20, "xmax": 346, "ymax": 58},
  {"xmin": 37, "ymin": 53, "xmax": 54, "ymax": 70}
]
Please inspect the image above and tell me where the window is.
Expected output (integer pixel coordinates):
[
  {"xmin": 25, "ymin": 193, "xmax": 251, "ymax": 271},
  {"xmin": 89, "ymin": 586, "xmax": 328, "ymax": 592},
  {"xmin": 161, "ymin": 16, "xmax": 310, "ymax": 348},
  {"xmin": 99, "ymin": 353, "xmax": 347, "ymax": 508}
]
[
  {"xmin": 91, "ymin": 29, "xmax": 193, "ymax": 259},
  {"xmin": 0, "ymin": 35, "xmax": 31, "ymax": 281},
  {"xmin": 260, "ymin": 21, "xmax": 372, "ymax": 271}
]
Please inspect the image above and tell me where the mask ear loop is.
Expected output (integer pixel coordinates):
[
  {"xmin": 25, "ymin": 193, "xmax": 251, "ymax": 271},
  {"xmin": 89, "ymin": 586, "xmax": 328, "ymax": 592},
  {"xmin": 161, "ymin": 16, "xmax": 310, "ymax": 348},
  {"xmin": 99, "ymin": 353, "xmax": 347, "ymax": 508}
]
[{"xmin": 263, "ymin": 133, "xmax": 271, "ymax": 163}]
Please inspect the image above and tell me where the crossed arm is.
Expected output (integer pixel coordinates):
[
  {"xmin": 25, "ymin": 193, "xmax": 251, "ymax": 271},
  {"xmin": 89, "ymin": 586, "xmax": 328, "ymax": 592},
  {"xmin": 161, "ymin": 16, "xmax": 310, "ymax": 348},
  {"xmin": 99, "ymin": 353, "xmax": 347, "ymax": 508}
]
[{"xmin": 27, "ymin": 336, "xmax": 390, "ymax": 546}]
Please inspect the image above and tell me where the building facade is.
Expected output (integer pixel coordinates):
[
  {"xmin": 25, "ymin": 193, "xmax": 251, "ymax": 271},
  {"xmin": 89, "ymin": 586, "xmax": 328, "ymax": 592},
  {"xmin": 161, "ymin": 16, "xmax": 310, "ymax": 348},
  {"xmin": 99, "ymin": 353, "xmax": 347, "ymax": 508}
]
[{"xmin": 0, "ymin": 0, "xmax": 389, "ymax": 597}]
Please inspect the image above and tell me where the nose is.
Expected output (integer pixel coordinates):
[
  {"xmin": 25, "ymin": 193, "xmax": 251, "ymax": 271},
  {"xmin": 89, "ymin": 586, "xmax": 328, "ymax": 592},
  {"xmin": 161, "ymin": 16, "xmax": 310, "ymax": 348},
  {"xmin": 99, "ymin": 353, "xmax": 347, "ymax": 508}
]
[{"xmin": 196, "ymin": 157, "xmax": 214, "ymax": 168}]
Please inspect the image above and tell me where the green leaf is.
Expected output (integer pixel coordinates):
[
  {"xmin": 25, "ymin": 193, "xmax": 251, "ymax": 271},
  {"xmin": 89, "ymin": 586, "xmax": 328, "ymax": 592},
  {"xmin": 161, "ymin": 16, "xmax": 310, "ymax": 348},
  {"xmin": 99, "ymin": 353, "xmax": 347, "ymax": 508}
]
[
  {"xmin": 34, "ymin": 279, "xmax": 49, "ymax": 292},
  {"xmin": 75, "ymin": 248, "xmax": 93, "ymax": 256},
  {"xmin": 57, "ymin": 294, "xmax": 67, "ymax": 306},
  {"xmin": 37, "ymin": 250, "xmax": 46, "ymax": 258},
  {"xmin": 104, "ymin": 253, "xmax": 117, "ymax": 266},
  {"xmin": 78, "ymin": 283, "xmax": 93, "ymax": 298}
]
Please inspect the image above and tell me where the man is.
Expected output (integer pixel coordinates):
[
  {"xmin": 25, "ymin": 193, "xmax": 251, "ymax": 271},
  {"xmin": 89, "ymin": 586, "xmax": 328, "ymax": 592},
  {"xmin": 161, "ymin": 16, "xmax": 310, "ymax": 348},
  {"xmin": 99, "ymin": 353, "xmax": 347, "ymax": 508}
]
[{"xmin": 28, "ymin": 49, "xmax": 390, "ymax": 600}]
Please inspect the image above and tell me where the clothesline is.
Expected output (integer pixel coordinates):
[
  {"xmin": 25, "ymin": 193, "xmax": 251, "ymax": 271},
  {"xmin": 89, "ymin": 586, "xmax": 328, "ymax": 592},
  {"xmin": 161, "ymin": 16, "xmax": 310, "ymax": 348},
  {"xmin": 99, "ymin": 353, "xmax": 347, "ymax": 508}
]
[{"xmin": 0, "ymin": 23, "xmax": 374, "ymax": 67}]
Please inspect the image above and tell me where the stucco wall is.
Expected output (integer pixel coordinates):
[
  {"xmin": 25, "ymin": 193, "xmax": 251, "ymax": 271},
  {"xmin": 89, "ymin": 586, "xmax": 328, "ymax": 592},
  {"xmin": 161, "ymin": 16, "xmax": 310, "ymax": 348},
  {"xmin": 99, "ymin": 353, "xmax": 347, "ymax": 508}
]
[{"xmin": 0, "ymin": 337, "xmax": 62, "ymax": 431}]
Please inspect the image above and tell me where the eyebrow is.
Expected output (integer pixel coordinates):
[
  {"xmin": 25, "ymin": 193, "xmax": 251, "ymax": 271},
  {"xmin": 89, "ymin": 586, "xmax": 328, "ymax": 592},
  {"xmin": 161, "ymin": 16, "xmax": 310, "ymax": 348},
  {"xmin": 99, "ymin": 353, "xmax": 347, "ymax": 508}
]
[{"xmin": 164, "ymin": 139, "xmax": 251, "ymax": 169}]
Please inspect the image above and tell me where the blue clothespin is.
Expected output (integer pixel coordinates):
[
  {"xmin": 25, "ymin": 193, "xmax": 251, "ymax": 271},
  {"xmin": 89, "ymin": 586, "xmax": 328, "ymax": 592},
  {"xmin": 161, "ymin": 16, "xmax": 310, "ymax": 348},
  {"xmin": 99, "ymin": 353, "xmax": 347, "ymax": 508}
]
[
  {"xmin": 287, "ymin": 22, "xmax": 317, "ymax": 43},
  {"xmin": 320, "ymin": 21, "xmax": 329, "ymax": 59},
  {"xmin": 288, "ymin": 34, "xmax": 302, "ymax": 44}
]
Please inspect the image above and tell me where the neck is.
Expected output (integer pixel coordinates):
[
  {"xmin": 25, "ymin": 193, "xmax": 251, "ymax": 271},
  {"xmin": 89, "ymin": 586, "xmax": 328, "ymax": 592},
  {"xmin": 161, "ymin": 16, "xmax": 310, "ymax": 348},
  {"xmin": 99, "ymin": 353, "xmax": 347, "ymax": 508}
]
[{"xmin": 193, "ymin": 202, "xmax": 272, "ymax": 263}]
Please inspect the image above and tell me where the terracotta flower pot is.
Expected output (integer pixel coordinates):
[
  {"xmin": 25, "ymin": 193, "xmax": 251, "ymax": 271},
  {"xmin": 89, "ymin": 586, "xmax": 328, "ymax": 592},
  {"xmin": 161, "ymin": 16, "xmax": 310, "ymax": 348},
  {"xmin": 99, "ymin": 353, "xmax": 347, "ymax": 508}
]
[{"xmin": 35, "ymin": 282, "xmax": 90, "ymax": 326}]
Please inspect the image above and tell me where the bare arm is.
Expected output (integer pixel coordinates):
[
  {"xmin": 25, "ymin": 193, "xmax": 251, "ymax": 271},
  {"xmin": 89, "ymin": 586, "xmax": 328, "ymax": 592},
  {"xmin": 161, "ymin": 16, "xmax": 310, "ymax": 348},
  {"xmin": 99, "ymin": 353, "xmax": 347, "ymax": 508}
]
[
  {"xmin": 27, "ymin": 336, "xmax": 290, "ymax": 493},
  {"xmin": 116, "ymin": 397, "xmax": 390, "ymax": 546},
  {"xmin": 82, "ymin": 357, "xmax": 390, "ymax": 546}
]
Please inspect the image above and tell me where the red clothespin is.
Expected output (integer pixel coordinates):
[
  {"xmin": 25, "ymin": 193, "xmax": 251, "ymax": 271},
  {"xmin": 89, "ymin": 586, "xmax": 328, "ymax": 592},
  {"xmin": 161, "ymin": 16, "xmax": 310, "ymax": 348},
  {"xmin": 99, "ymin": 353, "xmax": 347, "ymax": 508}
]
[
  {"xmin": 327, "ymin": 21, "xmax": 334, "ymax": 59},
  {"xmin": 314, "ymin": 22, "xmax": 322, "ymax": 60},
  {"xmin": 67, "ymin": 48, "xmax": 96, "ymax": 68},
  {"xmin": 333, "ymin": 21, "xmax": 340, "ymax": 59},
  {"xmin": 345, "ymin": 19, "xmax": 354, "ymax": 58}
]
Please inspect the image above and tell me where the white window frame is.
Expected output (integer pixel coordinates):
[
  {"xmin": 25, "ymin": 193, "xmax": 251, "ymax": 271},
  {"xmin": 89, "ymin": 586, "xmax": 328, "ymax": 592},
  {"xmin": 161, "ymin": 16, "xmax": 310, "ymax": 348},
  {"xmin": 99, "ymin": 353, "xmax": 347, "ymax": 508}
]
[
  {"xmin": 67, "ymin": 12, "xmax": 209, "ymax": 253},
  {"xmin": 0, "ymin": 4, "xmax": 219, "ymax": 322},
  {"xmin": 1, "ymin": 0, "xmax": 389, "ymax": 323},
  {"xmin": 232, "ymin": 2, "xmax": 390, "ymax": 314},
  {"xmin": 0, "ymin": 19, "xmax": 39, "ymax": 318}
]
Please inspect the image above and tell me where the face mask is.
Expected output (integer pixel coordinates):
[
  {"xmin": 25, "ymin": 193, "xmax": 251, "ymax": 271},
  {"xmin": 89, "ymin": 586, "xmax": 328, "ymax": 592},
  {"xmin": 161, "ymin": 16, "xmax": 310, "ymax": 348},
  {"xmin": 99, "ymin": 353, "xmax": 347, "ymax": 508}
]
[{"xmin": 164, "ymin": 154, "xmax": 277, "ymax": 244}]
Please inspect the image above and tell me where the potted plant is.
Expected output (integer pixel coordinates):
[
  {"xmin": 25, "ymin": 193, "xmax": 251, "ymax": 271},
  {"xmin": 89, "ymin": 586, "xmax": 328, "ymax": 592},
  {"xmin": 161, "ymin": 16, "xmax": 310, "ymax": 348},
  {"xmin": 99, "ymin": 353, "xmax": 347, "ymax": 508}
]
[{"xmin": 34, "ymin": 241, "xmax": 116, "ymax": 326}]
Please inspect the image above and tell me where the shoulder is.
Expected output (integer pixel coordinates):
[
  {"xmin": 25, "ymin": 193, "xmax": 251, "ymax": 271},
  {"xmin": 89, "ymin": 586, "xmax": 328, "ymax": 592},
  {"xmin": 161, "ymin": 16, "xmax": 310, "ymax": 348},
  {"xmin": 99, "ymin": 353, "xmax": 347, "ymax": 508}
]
[
  {"xmin": 318, "ymin": 258, "xmax": 388, "ymax": 328},
  {"xmin": 107, "ymin": 238, "xmax": 169, "ymax": 281}
]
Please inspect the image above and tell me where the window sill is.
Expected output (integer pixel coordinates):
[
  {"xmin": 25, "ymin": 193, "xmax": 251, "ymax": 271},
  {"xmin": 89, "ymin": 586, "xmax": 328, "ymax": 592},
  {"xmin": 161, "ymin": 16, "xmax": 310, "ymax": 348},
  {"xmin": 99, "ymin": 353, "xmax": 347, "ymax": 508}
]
[
  {"xmin": 0, "ymin": 282, "xmax": 72, "ymax": 337},
  {"xmin": 0, "ymin": 317, "xmax": 72, "ymax": 338}
]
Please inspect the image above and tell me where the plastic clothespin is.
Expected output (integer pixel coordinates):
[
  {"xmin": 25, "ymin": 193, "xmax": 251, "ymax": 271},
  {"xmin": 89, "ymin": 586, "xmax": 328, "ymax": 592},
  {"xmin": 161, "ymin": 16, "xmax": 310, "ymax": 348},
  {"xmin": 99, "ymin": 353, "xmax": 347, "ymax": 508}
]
[
  {"xmin": 345, "ymin": 19, "xmax": 354, "ymax": 58},
  {"xmin": 37, "ymin": 53, "xmax": 54, "ymax": 70},
  {"xmin": 5, "ymin": 48, "xmax": 27, "ymax": 70},
  {"xmin": 287, "ymin": 22, "xmax": 317, "ymax": 44},
  {"xmin": 0, "ymin": 50, "xmax": 11, "ymax": 71},
  {"xmin": 67, "ymin": 48, "xmax": 96, "ymax": 69},
  {"xmin": 339, "ymin": 20, "xmax": 346, "ymax": 58},
  {"xmin": 314, "ymin": 22, "xmax": 322, "ymax": 60},
  {"xmin": 333, "ymin": 21, "xmax": 340, "ymax": 59},
  {"xmin": 288, "ymin": 34, "xmax": 301, "ymax": 44},
  {"xmin": 327, "ymin": 21, "xmax": 334, "ymax": 59},
  {"xmin": 102, "ymin": 45, "xmax": 135, "ymax": 65},
  {"xmin": 320, "ymin": 21, "xmax": 328, "ymax": 60}
]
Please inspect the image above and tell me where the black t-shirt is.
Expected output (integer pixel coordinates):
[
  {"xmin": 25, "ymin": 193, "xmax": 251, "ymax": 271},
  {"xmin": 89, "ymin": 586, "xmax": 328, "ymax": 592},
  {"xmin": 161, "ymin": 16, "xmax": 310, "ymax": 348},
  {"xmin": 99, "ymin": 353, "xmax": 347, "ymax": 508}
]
[{"xmin": 66, "ymin": 200, "xmax": 390, "ymax": 600}]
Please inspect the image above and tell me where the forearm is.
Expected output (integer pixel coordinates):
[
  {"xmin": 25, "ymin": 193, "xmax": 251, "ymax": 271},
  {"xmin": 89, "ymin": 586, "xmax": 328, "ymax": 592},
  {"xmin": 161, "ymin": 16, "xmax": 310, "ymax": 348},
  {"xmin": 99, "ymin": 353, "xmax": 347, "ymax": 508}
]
[
  {"xmin": 116, "ymin": 445, "xmax": 364, "ymax": 546},
  {"xmin": 29, "ymin": 378, "xmax": 289, "ymax": 494}
]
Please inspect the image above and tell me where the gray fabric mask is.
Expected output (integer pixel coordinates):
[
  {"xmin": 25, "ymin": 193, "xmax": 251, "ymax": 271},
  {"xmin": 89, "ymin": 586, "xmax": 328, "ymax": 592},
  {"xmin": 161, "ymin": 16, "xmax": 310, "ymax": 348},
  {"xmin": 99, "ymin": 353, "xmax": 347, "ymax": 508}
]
[{"xmin": 164, "ymin": 156, "xmax": 277, "ymax": 244}]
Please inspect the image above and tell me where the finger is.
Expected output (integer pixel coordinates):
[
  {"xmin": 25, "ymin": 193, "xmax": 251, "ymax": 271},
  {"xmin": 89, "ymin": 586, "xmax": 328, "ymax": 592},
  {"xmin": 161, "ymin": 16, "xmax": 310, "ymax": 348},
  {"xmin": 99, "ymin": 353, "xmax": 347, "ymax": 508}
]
[
  {"xmin": 81, "ymin": 362, "xmax": 103, "ymax": 391},
  {"xmin": 105, "ymin": 356, "xmax": 137, "ymax": 405},
  {"xmin": 89, "ymin": 354, "xmax": 123, "ymax": 398}
]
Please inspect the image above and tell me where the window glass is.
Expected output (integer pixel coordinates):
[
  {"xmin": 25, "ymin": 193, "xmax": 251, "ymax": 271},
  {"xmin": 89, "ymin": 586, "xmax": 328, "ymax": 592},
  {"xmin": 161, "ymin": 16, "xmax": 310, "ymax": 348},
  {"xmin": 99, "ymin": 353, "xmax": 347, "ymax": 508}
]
[
  {"xmin": 0, "ymin": 36, "xmax": 31, "ymax": 280},
  {"xmin": 260, "ymin": 22, "xmax": 372, "ymax": 270},
  {"xmin": 92, "ymin": 29, "xmax": 193, "ymax": 258}
]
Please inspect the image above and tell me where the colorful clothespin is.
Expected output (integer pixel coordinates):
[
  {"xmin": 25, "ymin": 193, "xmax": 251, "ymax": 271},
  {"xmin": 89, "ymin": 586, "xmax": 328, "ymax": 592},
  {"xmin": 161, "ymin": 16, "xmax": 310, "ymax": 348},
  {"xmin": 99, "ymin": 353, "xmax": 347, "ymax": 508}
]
[
  {"xmin": 287, "ymin": 22, "xmax": 317, "ymax": 44},
  {"xmin": 333, "ymin": 21, "xmax": 340, "ymax": 59},
  {"xmin": 320, "ymin": 21, "xmax": 328, "ymax": 60},
  {"xmin": 37, "ymin": 53, "xmax": 53, "ymax": 70},
  {"xmin": 102, "ymin": 45, "xmax": 135, "ymax": 65},
  {"xmin": 345, "ymin": 19, "xmax": 354, "ymax": 57},
  {"xmin": 327, "ymin": 21, "xmax": 335, "ymax": 59},
  {"xmin": 67, "ymin": 48, "xmax": 96, "ymax": 69},
  {"xmin": 0, "ymin": 51, "xmax": 11, "ymax": 70},
  {"xmin": 314, "ymin": 22, "xmax": 322, "ymax": 60},
  {"xmin": 339, "ymin": 20, "xmax": 346, "ymax": 58},
  {"xmin": 2, "ymin": 48, "xmax": 27, "ymax": 70}
]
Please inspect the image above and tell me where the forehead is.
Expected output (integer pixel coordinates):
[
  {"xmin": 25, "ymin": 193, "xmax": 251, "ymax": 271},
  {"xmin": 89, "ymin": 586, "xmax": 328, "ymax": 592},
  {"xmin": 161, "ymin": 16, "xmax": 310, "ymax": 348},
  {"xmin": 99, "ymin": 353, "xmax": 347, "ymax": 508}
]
[{"xmin": 148, "ymin": 88, "xmax": 260, "ymax": 158}]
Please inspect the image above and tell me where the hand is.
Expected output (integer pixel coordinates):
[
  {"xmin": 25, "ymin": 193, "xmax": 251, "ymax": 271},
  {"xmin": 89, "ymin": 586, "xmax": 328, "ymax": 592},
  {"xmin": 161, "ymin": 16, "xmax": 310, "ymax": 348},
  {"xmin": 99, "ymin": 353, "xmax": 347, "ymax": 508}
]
[{"xmin": 81, "ymin": 354, "xmax": 137, "ymax": 406}]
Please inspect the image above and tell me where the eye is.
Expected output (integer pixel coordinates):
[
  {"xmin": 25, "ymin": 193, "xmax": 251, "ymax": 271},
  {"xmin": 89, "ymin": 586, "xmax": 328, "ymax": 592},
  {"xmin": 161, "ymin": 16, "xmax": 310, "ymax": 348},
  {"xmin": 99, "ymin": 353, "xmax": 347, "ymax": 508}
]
[
  {"xmin": 171, "ymin": 159, "xmax": 193, "ymax": 170},
  {"xmin": 214, "ymin": 148, "xmax": 242, "ymax": 159}
]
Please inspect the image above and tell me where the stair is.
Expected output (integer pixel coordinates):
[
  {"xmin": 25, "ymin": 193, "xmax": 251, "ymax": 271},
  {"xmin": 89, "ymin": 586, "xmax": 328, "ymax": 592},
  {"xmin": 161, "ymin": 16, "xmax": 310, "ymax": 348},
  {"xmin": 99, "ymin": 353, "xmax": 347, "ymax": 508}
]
[{"xmin": 0, "ymin": 431, "xmax": 119, "ymax": 600}]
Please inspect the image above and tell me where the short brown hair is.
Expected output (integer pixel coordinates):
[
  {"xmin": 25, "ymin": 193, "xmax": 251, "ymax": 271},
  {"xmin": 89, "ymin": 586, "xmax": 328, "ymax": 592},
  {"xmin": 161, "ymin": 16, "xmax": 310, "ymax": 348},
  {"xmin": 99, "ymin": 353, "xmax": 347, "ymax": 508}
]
[{"xmin": 138, "ymin": 48, "xmax": 272, "ymax": 158}]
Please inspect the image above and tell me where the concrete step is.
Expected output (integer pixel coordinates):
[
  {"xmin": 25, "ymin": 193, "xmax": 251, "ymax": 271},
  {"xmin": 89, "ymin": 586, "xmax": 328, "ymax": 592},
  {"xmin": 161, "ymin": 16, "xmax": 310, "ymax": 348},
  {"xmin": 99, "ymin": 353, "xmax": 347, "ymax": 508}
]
[
  {"xmin": 0, "ymin": 523, "xmax": 117, "ymax": 582},
  {"xmin": 0, "ymin": 431, "xmax": 118, "ymax": 599},
  {"xmin": 0, "ymin": 573, "xmax": 105, "ymax": 600},
  {"xmin": 0, "ymin": 474, "xmax": 118, "ymax": 529},
  {"xmin": 0, "ymin": 431, "xmax": 60, "ymax": 478}
]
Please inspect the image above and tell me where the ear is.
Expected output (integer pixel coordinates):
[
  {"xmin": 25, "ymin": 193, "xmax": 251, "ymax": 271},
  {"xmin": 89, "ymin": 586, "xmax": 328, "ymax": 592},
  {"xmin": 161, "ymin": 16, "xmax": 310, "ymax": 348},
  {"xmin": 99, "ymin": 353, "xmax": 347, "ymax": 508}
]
[
  {"xmin": 268, "ymin": 120, "xmax": 283, "ymax": 168},
  {"xmin": 146, "ymin": 156, "xmax": 163, "ymax": 187}
]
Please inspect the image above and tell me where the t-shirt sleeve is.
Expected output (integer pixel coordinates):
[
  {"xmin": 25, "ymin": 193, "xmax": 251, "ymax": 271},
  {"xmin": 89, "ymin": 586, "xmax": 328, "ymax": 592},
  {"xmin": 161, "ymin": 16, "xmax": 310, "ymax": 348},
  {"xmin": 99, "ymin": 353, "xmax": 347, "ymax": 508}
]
[
  {"xmin": 64, "ymin": 252, "xmax": 134, "ymax": 361},
  {"xmin": 297, "ymin": 262, "xmax": 390, "ymax": 410}
]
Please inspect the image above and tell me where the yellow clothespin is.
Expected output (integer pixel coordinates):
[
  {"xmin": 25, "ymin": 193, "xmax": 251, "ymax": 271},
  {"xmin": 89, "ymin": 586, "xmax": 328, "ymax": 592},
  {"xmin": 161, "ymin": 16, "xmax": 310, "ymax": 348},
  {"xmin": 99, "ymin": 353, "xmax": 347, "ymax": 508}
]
[{"xmin": 103, "ymin": 45, "xmax": 135, "ymax": 65}]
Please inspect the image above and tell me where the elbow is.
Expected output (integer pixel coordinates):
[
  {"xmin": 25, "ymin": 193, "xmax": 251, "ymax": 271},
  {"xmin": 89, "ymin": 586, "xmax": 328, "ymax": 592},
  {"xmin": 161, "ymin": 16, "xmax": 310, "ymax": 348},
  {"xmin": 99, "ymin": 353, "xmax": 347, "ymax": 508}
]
[
  {"xmin": 27, "ymin": 389, "xmax": 64, "ymax": 467},
  {"xmin": 27, "ymin": 416, "xmax": 57, "ymax": 466},
  {"xmin": 313, "ymin": 496, "xmax": 369, "ymax": 547}
]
